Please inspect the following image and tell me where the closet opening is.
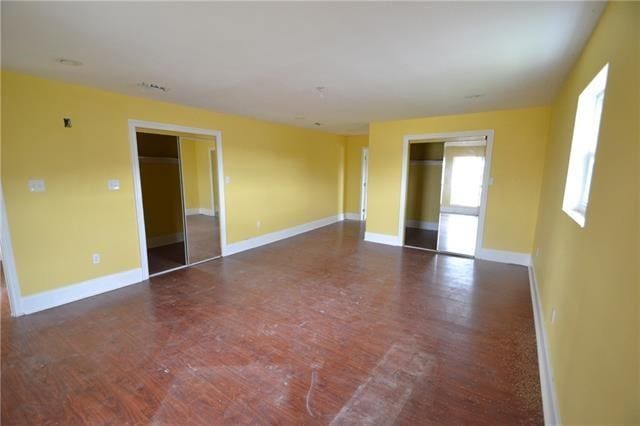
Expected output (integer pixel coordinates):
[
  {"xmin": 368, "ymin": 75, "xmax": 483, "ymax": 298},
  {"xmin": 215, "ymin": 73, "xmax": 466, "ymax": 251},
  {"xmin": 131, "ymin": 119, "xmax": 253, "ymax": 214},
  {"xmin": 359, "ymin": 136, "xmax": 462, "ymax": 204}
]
[
  {"xmin": 129, "ymin": 121, "xmax": 226, "ymax": 279},
  {"xmin": 137, "ymin": 132, "xmax": 187, "ymax": 275},
  {"xmin": 400, "ymin": 131, "xmax": 492, "ymax": 258}
]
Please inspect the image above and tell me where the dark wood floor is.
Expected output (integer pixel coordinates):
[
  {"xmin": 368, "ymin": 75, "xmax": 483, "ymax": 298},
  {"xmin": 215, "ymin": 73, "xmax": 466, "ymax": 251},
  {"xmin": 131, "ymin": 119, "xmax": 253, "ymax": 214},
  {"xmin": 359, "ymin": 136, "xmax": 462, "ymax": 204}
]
[
  {"xmin": 1, "ymin": 221, "xmax": 542, "ymax": 425},
  {"xmin": 147, "ymin": 241, "xmax": 187, "ymax": 275},
  {"xmin": 404, "ymin": 227, "xmax": 438, "ymax": 250}
]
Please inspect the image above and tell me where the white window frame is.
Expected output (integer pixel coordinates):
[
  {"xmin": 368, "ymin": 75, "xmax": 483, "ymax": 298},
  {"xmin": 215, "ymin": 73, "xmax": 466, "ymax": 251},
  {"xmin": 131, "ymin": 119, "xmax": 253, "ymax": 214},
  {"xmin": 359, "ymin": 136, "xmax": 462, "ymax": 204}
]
[{"xmin": 562, "ymin": 63, "xmax": 609, "ymax": 228}]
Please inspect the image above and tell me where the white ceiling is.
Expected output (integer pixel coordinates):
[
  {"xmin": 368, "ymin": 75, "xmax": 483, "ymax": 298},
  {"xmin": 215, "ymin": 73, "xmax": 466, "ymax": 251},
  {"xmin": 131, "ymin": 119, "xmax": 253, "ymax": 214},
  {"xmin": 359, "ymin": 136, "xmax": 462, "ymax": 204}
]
[{"xmin": 1, "ymin": 1, "xmax": 605, "ymax": 134}]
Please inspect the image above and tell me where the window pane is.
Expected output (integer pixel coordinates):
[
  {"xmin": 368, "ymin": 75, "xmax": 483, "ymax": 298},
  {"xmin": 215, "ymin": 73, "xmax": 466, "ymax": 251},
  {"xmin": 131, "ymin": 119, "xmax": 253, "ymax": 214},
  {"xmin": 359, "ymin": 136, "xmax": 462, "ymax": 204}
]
[{"xmin": 562, "ymin": 63, "xmax": 608, "ymax": 227}]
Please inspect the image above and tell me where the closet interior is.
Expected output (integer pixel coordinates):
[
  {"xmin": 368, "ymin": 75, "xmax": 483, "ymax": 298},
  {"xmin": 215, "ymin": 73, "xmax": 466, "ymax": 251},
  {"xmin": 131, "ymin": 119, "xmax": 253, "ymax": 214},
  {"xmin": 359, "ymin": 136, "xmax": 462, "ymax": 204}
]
[{"xmin": 137, "ymin": 131, "xmax": 221, "ymax": 276}]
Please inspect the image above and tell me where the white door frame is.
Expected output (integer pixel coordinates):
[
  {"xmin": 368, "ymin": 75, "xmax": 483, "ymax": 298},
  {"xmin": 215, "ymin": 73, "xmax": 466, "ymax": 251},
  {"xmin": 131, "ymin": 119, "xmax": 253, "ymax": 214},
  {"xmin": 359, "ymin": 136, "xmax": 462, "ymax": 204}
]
[
  {"xmin": 398, "ymin": 130, "xmax": 494, "ymax": 256},
  {"xmin": 360, "ymin": 147, "xmax": 369, "ymax": 221},
  {"xmin": 1, "ymin": 185, "xmax": 24, "ymax": 316},
  {"xmin": 128, "ymin": 120, "xmax": 228, "ymax": 280},
  {"xmin": 208, "ymin": 148, "xmax": 217, "ymax": 216}
]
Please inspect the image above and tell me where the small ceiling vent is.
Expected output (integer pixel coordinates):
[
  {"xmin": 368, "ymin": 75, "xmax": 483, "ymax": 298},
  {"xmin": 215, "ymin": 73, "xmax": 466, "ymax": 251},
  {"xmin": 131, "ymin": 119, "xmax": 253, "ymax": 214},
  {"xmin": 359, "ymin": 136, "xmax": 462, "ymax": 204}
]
[{"xmin": 138, "ymin": 82, "xmax": 170, "ymax": 92}]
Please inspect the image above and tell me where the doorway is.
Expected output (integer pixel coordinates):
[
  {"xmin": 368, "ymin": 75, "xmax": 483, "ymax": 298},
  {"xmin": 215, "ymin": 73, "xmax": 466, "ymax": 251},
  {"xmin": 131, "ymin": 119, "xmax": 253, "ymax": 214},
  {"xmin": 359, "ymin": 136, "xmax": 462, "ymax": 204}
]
[
  {"xmin": 399, "ymin": 131, "xmax": 493, "ymax": 257},
  {"xmin": 360, "ymin": 148, "xmax": 369, "ymax": 221},
  {"xmin": 129, "ymin": 120, "xmax": 227, "ymax": 279}
]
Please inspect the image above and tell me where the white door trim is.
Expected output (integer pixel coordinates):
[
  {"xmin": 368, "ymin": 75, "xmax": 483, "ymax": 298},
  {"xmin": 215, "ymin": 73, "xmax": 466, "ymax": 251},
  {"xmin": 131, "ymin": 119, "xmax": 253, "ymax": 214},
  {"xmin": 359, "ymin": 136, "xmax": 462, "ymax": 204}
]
[
  {"xmin": 128, "ymin": 120, "xmax": 227, "ymax": 280},
  {"xmin": 398, "ymin": 130, "xmax": 494, "ymax": 256},
  {"xmin": 208, "ymin": 148, "xmax": 217, "ymax": 215},
  {"xmin": 360, "ymin": 147, "xmax": 369, "ymax": 221},
  {"xmin": 1, "ymin": 185, "xmax": 24, "ymax": 316}
]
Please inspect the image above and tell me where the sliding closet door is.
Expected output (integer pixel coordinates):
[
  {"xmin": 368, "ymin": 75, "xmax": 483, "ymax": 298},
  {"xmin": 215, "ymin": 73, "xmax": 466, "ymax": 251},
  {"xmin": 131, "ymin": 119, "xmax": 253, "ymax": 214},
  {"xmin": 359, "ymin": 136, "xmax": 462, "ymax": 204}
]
[
  {"xmin": 179, "ymin": 137, "xmax": 222, "ymax": 264},
  {"xmin": 437, "ymin": 141, "xmax": 486, "ymax": 256},
  {"xmin": 137, "ymin": 133, "xmax": 187, "ymax": 275}
]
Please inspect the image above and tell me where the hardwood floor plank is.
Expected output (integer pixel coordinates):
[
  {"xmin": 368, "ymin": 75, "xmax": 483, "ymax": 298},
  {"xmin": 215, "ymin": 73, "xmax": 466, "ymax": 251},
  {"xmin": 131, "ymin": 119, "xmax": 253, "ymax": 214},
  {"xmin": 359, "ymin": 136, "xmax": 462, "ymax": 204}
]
[{"xmin": 1, "ymin": 221, "xmax": 542, "ymax": 424}]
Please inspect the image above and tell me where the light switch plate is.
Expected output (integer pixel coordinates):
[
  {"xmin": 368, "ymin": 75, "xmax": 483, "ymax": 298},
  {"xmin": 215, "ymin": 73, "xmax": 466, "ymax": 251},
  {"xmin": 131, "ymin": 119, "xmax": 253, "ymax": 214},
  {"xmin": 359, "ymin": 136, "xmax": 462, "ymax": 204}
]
[
  {"xmin": 27, "ymin": 179, "xmax": 46, "ymax": 192},
  {"xmin": 107, "ymin": 179, "xmax": 120, "ymax": 191},
  {"xmin": 225, "ymin": 176, "xmax": 231, "ymax": 184}
]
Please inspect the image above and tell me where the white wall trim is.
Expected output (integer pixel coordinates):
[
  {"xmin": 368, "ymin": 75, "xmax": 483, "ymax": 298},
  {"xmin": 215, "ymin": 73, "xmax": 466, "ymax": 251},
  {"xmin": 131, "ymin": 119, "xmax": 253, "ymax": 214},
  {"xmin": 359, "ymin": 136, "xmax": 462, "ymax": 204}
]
[
  {"xmin": 405, "ymin": 220, "xmax": 438, "ymax": 231},
  {"xmin": 529, "ymin": 262, "xmax": 560, "ymax": 425},
  {"xmin": 475, "ymin": 248, "xmax": 531, "ymax": 266},
  {"xmin": 345, "ymin": 212, "xmax": 361, "ymax": 221},
  {"xmin": 147, "ymin": 232, "xmax": 184, "ymax": 248},
  {"xmin": 360, "ymin": 147, "xmax": 369, "ymax": 221},
  {"xmin": 364, "ymin": 232, "xmax": 402, "ymax": 246},
  {"xmin": 128, "ymin": 119, "xmax": 227, "ymax": 280},
  {"xmin": 410, "ymin": 160, "xmax": 443, "ymax": 166},
  {"xmin": 224, "ymin": 214, "xmax": 344, "ymax": 256},
  {"xmin": 399, "ymin": 129, "xmax": 494, "ymax": 257},
  {"xmin": 0, "ymin": 185, "xmax": 24, "ymax": 316},
  {"xmin": 20, "ymin": 268, "xmax": 144, "ymax": 315},
  {"xmin": 440, "ymin": 205, "xmax": 479, "ymax": 216},
  {"xmin": 444, "ymin": 140, "xmax": 486, "ymax": 147},
  {"xmin": 185, "ymin": 208, "xmax": 216, "ymax": 216}
]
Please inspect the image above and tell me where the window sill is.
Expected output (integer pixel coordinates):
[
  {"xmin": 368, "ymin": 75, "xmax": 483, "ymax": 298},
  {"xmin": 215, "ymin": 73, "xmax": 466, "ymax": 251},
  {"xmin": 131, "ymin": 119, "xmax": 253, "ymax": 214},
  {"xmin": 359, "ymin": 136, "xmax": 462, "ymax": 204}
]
[{"xmin": 563, "ymin": 207, "xmax": 586, "ymax": 228}]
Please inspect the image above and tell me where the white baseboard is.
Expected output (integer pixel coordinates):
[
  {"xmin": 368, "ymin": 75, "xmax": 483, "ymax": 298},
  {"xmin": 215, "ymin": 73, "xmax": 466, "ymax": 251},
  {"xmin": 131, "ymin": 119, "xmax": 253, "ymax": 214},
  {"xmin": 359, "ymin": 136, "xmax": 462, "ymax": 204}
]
[
  {"xmin": 405, "ymin": 220, "xmax": 438, "ymax": 231},
  {"xmin": 440, "ymin": 206, "xmax": 479, "ymax": 216},
  {"xmin": 476, "ymin": 248, "xmax": 531, "ymax": 266},
  {"xmin": 528, "ymin": 262, "xmax": 560, "ymax": 425},
  {"xmin": 186, "ymin": 208, "xmax": 216, "ymax": 216},
  {"xmin": 364, "ymin": 232, "xmax": 402, "ymax": 246},
  {"xmin": 20, "ymin": 268, "xmax": 144, "ymax": 315},
  {"xmin": 345, "ymin": 212, "xmax": 361, "ymax": 221},
  {"xmin": 223, "ymin": 214, "xmax": 344, "ymax": 256},
  {"xmin": 147, "ymin": 232, "xmax": 184, "ymax": 248}
]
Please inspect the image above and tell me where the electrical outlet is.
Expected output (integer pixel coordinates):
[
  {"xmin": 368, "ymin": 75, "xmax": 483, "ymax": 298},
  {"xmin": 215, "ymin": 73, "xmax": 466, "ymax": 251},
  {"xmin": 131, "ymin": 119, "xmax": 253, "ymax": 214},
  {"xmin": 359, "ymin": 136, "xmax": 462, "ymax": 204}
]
[
  {"xmin": 27, "ymin": 179, "xmax": 46, "ymax": 192},
  {"xmin": 256, "ymin": 220, "xmax": 261, "ymax": 229},
  {"xmin": 535, "ymin": 248, "xmax": 540, "ymax": 257},
  {"xmin": 551, "ymin": 308, "xmax": 557, "ymax": 324},
  {"xmin": 107, "ymin": 179, "xmax": 120, "ymax": 191},
  {"xmin": 92, "ymin": 253, "xmax": 101, "ymax": 264}
]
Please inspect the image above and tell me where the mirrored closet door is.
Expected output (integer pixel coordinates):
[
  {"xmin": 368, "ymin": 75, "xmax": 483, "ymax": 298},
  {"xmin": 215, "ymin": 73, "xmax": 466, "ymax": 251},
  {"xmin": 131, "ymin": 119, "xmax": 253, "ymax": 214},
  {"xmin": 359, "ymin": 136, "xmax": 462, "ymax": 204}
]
[
  {"xmin": 137, "ymin": 131, "xmax": 222, "ymax": 276},
  {"xmin": 179, "ymin": 137, "xmax": 222, "ymax": 264}
]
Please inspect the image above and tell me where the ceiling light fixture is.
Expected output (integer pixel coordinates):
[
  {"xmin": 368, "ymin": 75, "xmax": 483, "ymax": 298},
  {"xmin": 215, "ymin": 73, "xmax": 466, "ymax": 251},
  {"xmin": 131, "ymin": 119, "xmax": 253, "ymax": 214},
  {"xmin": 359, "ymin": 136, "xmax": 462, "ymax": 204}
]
[
  {"xmin": 56, "ymin": 58, "xmax": 83, "ymax": 67},
  {"xmin": 137, "ymin": 82, "xmax": 170, "ymax": 93},
  {"xmin": 464, "ymin": 93, "xmax": 484, "ymax": 99},
  {"xmin": 315, "ymin": 86, "xmax": 326, "ymax": 98},
  {"xmin": 314, "ymin": 122, "xmax": 322, "ymax": 126}
]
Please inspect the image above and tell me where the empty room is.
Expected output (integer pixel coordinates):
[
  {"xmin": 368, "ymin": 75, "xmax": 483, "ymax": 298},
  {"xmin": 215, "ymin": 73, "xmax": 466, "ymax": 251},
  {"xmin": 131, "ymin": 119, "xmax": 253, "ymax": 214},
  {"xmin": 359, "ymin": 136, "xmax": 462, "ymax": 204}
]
[{"xmin": 1, "ymin": 1, "xmax": 638, "ymax": 425}]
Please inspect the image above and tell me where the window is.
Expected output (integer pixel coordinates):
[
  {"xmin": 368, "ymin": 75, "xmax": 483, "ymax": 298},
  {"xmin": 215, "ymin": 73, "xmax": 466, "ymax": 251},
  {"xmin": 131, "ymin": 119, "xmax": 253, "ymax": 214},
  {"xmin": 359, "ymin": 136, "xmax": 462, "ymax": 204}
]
[
  {"xmin": 562, "ymin": 63, "xmax": 609, "ymax": 227},
  {"xmin": 450, "ymin": 156, "xmax": 484, "ymax": 207}
]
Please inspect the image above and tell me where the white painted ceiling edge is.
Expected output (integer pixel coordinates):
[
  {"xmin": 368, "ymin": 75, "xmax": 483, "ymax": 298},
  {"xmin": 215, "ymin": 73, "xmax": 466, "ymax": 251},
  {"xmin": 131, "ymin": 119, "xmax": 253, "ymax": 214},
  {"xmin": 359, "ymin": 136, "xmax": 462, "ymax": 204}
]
[{"xmin": 1, "ymin": 1, "xmax": 605, "ymax": 135}]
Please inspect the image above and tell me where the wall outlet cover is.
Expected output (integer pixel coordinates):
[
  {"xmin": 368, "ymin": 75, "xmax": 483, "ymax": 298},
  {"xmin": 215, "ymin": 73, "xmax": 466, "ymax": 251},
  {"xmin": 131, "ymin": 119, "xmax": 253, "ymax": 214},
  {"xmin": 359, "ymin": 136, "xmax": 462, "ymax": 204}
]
[{"xmin": 27, "ymin": 179, "xmax": 46, "ymax": 192}]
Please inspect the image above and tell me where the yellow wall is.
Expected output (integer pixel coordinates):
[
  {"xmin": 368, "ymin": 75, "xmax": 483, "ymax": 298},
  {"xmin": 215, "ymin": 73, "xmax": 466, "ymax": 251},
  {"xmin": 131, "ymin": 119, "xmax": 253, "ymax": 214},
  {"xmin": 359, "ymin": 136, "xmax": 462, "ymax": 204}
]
[
  {"xmin": 405, "ymin": 163, "xmax": 442, "ymax": 224},
  {"xmin": 343, "ymin": 134, "xmax": 368, "ymax": 215},
  {"xmin": 532, "ymin": 3, "xmax": 639, "ymax": 423},
  {"xmin": 1, "ymin": 71, "xmax": 345, "ymax": 296},
  {"xmin": 441, "ymin": 145, "xmax": 485, "ymax": 208},
  {"xmin": 368, "ymin": 106, "xmax": 550, "ymax": 253}
]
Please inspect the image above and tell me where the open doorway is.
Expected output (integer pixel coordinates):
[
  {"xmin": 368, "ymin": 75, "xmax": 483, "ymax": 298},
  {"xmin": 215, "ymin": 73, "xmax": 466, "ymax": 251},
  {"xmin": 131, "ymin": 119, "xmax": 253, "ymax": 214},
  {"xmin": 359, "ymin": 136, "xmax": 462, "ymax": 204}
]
[
  {"xmin": 129, "ymin": 121, "xmax": 227, "ymax": 279},
  {"xmin": 137, "ymin": 132, "xmax": 187, "ymax": 274},
  {"xmin": 400, "ymin": 131, "xmax": 492, "ymax": 257}
]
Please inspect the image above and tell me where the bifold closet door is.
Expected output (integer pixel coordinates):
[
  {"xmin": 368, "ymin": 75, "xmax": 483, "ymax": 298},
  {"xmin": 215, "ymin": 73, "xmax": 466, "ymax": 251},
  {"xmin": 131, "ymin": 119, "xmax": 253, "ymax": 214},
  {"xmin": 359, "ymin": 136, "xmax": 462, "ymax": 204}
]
[{"xmin": 179, "ymin": 138, "xmax": 222, "ymax": 264}]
